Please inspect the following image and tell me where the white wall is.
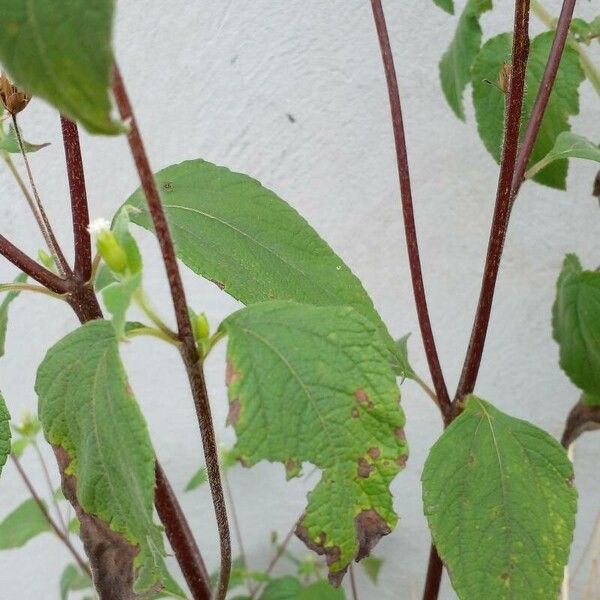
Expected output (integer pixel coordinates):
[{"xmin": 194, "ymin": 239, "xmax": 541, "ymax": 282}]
[{"xmin": 0, "ymin": 1, "xmax": 598, "ymax": 598}]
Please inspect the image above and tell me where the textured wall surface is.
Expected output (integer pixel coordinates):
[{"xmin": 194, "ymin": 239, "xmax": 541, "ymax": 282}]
[{"xmin": 0, "ymin": 1, "xmax": 598, "ymax": 598}]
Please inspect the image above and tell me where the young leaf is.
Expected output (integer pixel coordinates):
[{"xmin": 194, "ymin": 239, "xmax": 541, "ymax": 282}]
[
  {"xmin": 552, "ymin": 254, "xmax": 600, "ymax": 406},
  {"xmin": 439, "ymin": 0, "xmax": 492, "ymax": 120},
  {"xmin": 0, "ymin": 273, "xmax": 27, "ymax": 358},
  {"xmin": 0, "ymin": 498, "xmax": 51, "ymax": 549},
  {"xmin": 35, "ymin": 320, "xmax": 183, "ymax": 596},
  {"xmin": 394, "ymin": 334, "xmax": 416, "ymax": 380},
  {"xmin": 361, "ymin": 555, "xmax": 384, "ymax": 585},
  {"xmin": 102, "ymin": 272, "xmax": 142, "ymax": 339},
  {"xmin": 422, "ymin": 396, "xmax": 577, "ymax": 600},
  {"xmin": 472, "ymin": 32, "xmax": 584, "ymax": 189},
  {"xmin": 122, "ymin": 159, "xmax": 404, "ymax": 374},
  {"xmin": 0, "ymin": 125, "xmax": 50, "ymax": 153},
  {"xmin": 185, "ymin": 466, "xmax": 208, "ymax": 492},
  {"xmin": 221, "ymin": 301, "xmax": 408, "ymax": 584},
  {"xmin": 433, "ymin": 0, "xmax": 455, "ymax": 15},
  {"xmin": 0, "ymin": 0, "xmax": 122, "ymax": 135},
  {"xmin": 0, "ymin": 392, "xmax": 10, "ymax": 476},
  {"xmin": 59, "ymin": 564, "xmax": 92, "ymax": 600},
  {"xmin": 526, "ymin": 132, "xmax": 600, "ymax": 179}
]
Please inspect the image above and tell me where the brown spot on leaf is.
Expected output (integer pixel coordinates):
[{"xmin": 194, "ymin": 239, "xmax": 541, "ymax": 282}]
[
  {"xmin": 226, "ymin": 400, "xmax": 241, "ymax": 426},
  {"xmin": 357, "ymin": 457, "xmax": 373, "ymax": 478},
  {"xmin": 354, "ymin": 509, "xmax": 391, "ymax": 560},
  {"xmin": 210, "ymin": 278, "xmax": 225, "ymax": 291},
  {"xmin": 161, "ymin": 181, "xmax": 174, "ymax": 192},
  {"xmin": 468, "ymin": 453, "xmax": 476, "ymax": 466},
  {"xmin": 394, "ymin": 427, "xmax": 406, "ymax": 441},
  {"xmin": 395, "ymin": 455, "xmax": 407, "ymax": 467},
  {"xmin": 285, "ymin": 459, "xmax": 301, "ymax": 480},
  {"xmin": 351, "ymin": 408, "xmax": 359, "ymax": 418},
  {"xmin": 501, "ymin": 572, "xmax": 510, "ymax": 581},
  {"xmin": 367, "ymin": 447, "xmax": 381, "ymax": 459},
  {"xmin": 355, "ymin": 388, "xmax": 373, "ymax": 410},
  {"xmin": 296, "ymin": 522, "xmax": 347, "ymax": 586},
  {"xmin": 225, "ymin": 359, "xmax": 240, "ymax": 386}
]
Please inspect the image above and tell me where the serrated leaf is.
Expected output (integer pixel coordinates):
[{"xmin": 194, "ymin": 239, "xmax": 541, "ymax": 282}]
[
  {"xmin": 439, "ymin": 0, "xmax": 492, "ymax": 120},
  {"xmin": 185, "ymin": 466, "xmax": 208, "ymax": 492},
  {"xmin": 60, "ymin": 564, "xmax": 92, "ymax": 600},
  {"xmin": 122, "ymin": 159, "xmax": 403, "ymax": 375},
  {"xmin": 361, "ymin": 555, "xmax": 383, "ymax": 584},
  {"xmin": 35, "ymin": 320, "xmax": 183, "ymax": 596},
  {"xmin": 0, "ymin": 392, "xmax": 10, "ymax": 476},
  {"xmin": 221, "ymin": 301, "xmax": 407, "ymax": 583},
  {"xmin": 0, "ymin": 0, "xmax": 123, "ymax": 135},
  {"xmin": 433, "ymin": 0, "xmax": 455, "ymax": 15},
  {"xmin": 0, "ymin": 498, "xmax": 51, "ymax": 549},
  {"xmin": 552, "ymin": 254, "xmax": 600, "ymax": 405},
  {"xmin": 422, "ymin": 396, "xmax": 577, "ymax": 600},
  {"xmin": 527, "ymin": 132, "xmax": 600, "ymax": 179},
  {"xmin": 0, "ymin": 273, "xmax": 26, "ymax": 358},
  {"xmin": 472, "ymin": 32, "xmax": 584, "ymax": 189},
  {"xmin": 0, "ymin": 125, "xmax": 50, "ymax": 154}
]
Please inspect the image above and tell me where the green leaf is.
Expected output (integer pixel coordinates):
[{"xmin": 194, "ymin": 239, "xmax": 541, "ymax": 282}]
[
  {"xmin": 122, "ymin": 159, "xmax": 403, "ymax": 374},
  {"xmin": 185, "ymin": 466, "xmax": 208, "ymax": 492},
  {"xmin": 261, "ymin": 576, "xmax": 303, "ymax": 600},
  {"xmin": 0, "ymin": 125, "xmax": 50, "ymax": 153},
  {"xmin": 95, "ymin": 264, "xmax": 118, "ymax": 292},
  {"xmin": 0, "ymin": 392, "xmax": 10, "ymax": 476},
  {"xmin": 300, "ymin": 581, "xmax": 345, "ymax": 600},
  {"xmin": 361, "ymin": 555, "xmax": 384, "ymax": 585},
  {"xmin": 221, "ymin": 301, "xmax": 407, "ymax": 583},
  {"xmin": 0, "ymin": 0, "xmax": 123, "ymax": 135},
  {"xmin": 433, "ymin": 0, "xmax": 454, "ymax": 15},
  {"xmin": 394, "ymin": 334, "xmax": 416, "ymax": 380},
  {"xmin": 102, "ymin": 272, "xmax": 142, "ymax": 339},
  {"xmin": 0, "ymin": 273, "xmax": 26, "ymax": 358},
  {"xmin": 439, "ymin": 0, "xmax": 492, "ymax": 120},
  {"xmin": 60, "ymin": 564, "xmax": 92, "ymax": 600},
  {"xmin": 552, "ymin": 254, "xmax": 600, "ymax": 405},
  {"xmin": 527, "ymin": 132, "xmax": 600, "ymax": 179},
  {"xmin": 472, "ymin": 32, "xmax": 585, "ymax": 189},
  {"xmin": 35, "ymin": 320, "xmax": 183, "ymax": 596},
  {"xmin": 422, "ymin": 396, "xmax": 577, "ymax": 600},
  {"xmin": 0, "ymin": 498, "xmax": 51, "ymax": 549}
]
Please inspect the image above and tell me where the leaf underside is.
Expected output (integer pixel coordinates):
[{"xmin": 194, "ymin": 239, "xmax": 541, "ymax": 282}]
[
  {"xmin": 122, "ymin": 159, "xmax": 404, "ymax": 374},
  {"xmin": 422, "ymin": 396, "xmax": 577, "ymax": 599},
  {"xmin": 221, "ymin": 301, "xmax": 407, "ymax": 584},
  {"xmin": 472, "ymin": 32, "xmax": 584, "ymax": 189}
]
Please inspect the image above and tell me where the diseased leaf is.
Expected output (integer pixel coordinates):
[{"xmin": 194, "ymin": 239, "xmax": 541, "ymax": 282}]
[
  {"xmin": 422, "ymin": 396, "xmax": 577, "ymax": 600},
  {"xmin": 527, "ymin": 132, "xmax": 600, "ymax": 179},
  {"xmin": 0, "ymin": 273, "xmax": 26, "ymax": 358},
  {"xmin": 552, "ymin": 254, "xmax": 600, "ymax": 405},
  {"xmin": 433, "ymin": 0, "xmax": 454, "ymax": 15},
  {"xmin": 472, "ymin": 32, "xmax": 584, "ymax": 189},
  {"xmin": 0, "ymin": 0, "xmax": 122, "ymax": 134},
  {"xmin": 0, "ymin": 125, "xmax": 49, "ymax": 153},
  {"xmin": 221, "ymin": 301, "xmax": 407, "ymax": 584},
  {"xmin": 0, "ymin": 392, "xmax": 10, "ymax": 476},
  {"xmin": 439, "ymin": 0, "xmax": 492, "ymax": 120},
  {"xmin": 123, "ymin": 159, "xmax": 404, "ymax": 374},
  {"xmin": 60, "ymin": 564, "xmax": 92, "ymax": 600},
  {"xmin": 0, "ymin": 498, "xmax": 51, "ymax": 549},
  {"xmin": 36, "ymin": 320, "xmax": 183, "ymax": 596},
  {"xmin": 185, "ymin": 466, "xmax": 208, "ymax": 492}
]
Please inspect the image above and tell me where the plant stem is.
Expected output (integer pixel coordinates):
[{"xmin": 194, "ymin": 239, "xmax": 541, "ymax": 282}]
[
  {"xmin": 0, "ymin": 282, "xmax": 66, "ymax": 299},
  {"xmin": 11, "ymin": 115, "xmax": 71, "ymax": 278},
  {"xmin": 60, "ymin": 117, "xmax": 93, "ymax": 282},
  {"xmin": 32, "ymin": 439, "xmax": 69, "ymax": 536},
  {"xmin": 531, "ymin": 0, "xmax": 600, "ymax": 96},
  {"xmin": 455, "ymin": 0, "xmax": 531, "ymax": 402},
  {"xmin": 512, "ymin": 0, "xmax": 579, "ymax": 196},
  {"xmin": 349, "ymin": 564, "xmax": 359, "ymax": 600},
  {"xmin": 11, "ymin": 453, "xmax": 91, "ymax": 578},
  {"xmin": 134, "ymin": 288, "xmax": 179, "ymax": 340},
  {"xmin": 0, "ymin": 235, "xmax": 67, "ymax": 293},
  {"xmin": 422, "ymin": 546, "xmax": 444, "ymax": 600},
  {"xmin": 125, "ymin": 324, "xmax": 181, "ymax": 347},
  {"xmin": 370, "ymin": 0, "xmax": 452, "ymax": 425},
  {"xmin": 112, "ymin": 65, "xmax": 231, "ymax": 600}
]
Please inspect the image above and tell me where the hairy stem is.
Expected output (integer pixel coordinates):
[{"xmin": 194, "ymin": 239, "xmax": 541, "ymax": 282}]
[
  {"xmin": 11, "ymin": 453, "xmax": 91, "ymax": 578},
  {"xmin": 112, "ymin": 65, "xmax": 231, "ymax": 600},
  {"xmin": 370, "ymin": 0, "xmax": 452, "ymax": 424},
  {"xmin": 512, "ymin": 0, "xmax": 579, "ymax": 195},
  {"xmin": 60, "ymin": 117, "xmax": 93, "ymax": 282},
  {"xmin": 11, "ymin": 115, "xmax": 71, "ymax": 277},
  {"xmin": 0, "ymin": 235, "xmax": 67, "ymax": 293},
  {"xmin": 0, "ymin": 282, "xmax": 66, "ymax": 299}
]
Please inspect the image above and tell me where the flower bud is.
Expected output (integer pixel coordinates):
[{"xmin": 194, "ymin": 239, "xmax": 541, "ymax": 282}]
[
  {"xmin": 0, "ymin": 74, "xmax": 30, "ymax": 115},
  {"xmin": 193, "ymin": 312, "xmax": 210, "ymax": 341},
  {"xmin": 88, "ymin": 218, "xmax": 128, "ymax": 275}
]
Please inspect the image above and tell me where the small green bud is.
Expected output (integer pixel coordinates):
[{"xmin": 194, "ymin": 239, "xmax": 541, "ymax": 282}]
[
  {"xmin": 193, "ymin": 312, "xmax": 210, "ymax": 341},
  {"xmin": 37, "ymin": 249, "xmax": 55, "ymax": 271},
  {"xmin": 88, "ymin": 218, "xmax": 128, "ymax": 275}
]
